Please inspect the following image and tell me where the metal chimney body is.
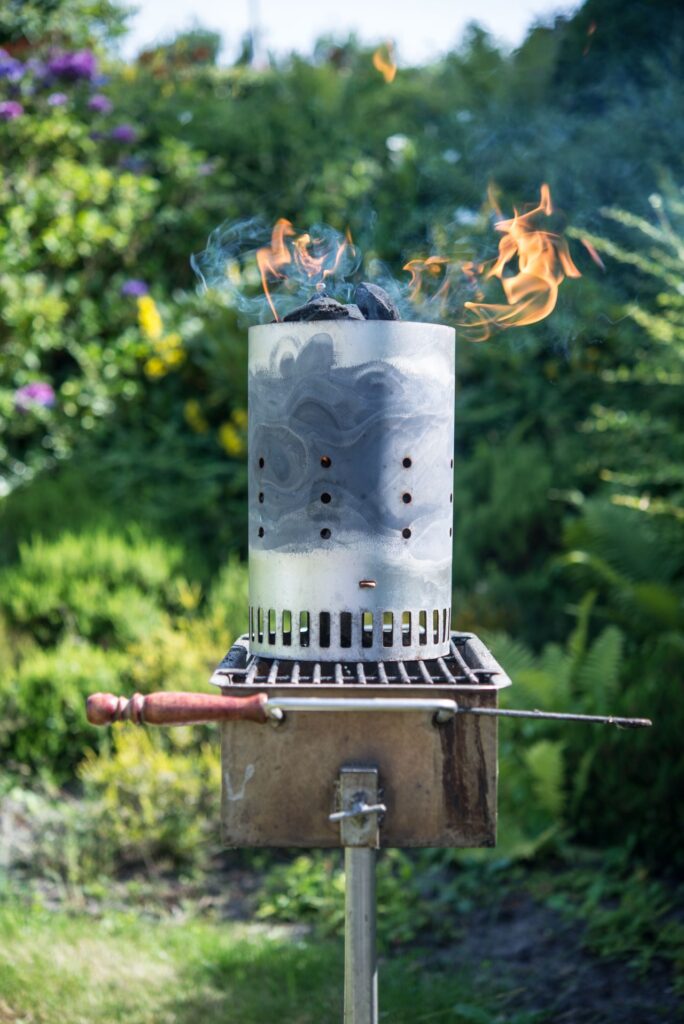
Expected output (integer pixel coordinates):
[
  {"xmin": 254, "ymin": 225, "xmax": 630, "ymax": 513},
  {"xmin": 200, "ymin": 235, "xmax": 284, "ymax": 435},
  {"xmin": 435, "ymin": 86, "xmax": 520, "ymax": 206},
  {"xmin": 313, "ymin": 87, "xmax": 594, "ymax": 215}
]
[{"xmin": 247, "ymin": 320, "xmax": 455, "ymax": 661}]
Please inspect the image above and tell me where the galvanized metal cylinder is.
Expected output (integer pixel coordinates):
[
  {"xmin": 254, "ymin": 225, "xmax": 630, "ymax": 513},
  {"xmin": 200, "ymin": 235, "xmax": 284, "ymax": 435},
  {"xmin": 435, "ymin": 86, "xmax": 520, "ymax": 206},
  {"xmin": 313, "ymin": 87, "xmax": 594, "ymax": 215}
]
[{"xmin": 248, "ymin": 320, "xmax": 455, "ymax": 661}]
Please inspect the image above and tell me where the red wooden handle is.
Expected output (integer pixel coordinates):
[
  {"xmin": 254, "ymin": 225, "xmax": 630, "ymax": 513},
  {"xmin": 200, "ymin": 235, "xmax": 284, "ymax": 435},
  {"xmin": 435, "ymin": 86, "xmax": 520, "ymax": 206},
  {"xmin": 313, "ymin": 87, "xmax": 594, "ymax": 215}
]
[{"xmin": 86, "ymin": 691, "xmax": 269, "ymax": 727}]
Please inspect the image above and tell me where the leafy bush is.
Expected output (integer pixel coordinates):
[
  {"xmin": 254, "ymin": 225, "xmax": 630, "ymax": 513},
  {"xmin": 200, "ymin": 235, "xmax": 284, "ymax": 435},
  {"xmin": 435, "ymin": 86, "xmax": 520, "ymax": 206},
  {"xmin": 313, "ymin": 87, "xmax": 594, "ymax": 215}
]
[
  {"xmin": 0, "ymin": 530, "xmax": 183, "ymax": 646},
  {"xmin": 0, "ymin": 639, "xmax": 126, "ymax": 781},
  {"xmin": 0, "ymin": 528, "xmax": 248, "ymax": 785},
  {"xmin": 80, "ymin": 726, "xmax": 221, "ymax": 870}
]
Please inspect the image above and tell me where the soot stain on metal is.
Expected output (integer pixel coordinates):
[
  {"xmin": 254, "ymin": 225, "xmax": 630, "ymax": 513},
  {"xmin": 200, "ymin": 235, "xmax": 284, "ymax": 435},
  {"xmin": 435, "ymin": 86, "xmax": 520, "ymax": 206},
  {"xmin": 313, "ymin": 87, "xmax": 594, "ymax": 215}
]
[{"xmin": 250, "ymin": 333, "xmax": 452, "ymax": 558}]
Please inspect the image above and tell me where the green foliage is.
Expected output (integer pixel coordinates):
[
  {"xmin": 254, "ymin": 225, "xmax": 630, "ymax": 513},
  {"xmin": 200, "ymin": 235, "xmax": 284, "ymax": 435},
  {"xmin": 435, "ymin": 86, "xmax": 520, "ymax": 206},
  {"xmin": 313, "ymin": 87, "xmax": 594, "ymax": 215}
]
[
  {"xmin": 0, "ymin": 530, "xmax": 183, "ymax": 646},
  {"xmin": 0, "ymin": 639, "xmax": 125, "ymax": 782},
  {"xmin": 257, "ymin": 850, "xmax": 461, "ymax": 948},
  {"xmin": 0, "ymin": 528, "xmax": 248, "ymax": 792},
  {"xmin": 80, "ymin": 727, "xmax": 221, "ymax": 870},
  {"xmin": 0, "ymin": 0, "xmax": 682, "ymax": 870}
]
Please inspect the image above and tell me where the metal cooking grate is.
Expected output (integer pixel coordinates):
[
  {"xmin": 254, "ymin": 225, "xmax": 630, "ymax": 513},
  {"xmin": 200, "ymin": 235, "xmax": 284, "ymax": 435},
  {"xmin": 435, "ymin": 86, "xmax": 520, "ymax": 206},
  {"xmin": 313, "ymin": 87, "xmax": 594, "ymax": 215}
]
[{"xmin": 211, "ymin": 631, "xmax": 511, "ymax": 692}]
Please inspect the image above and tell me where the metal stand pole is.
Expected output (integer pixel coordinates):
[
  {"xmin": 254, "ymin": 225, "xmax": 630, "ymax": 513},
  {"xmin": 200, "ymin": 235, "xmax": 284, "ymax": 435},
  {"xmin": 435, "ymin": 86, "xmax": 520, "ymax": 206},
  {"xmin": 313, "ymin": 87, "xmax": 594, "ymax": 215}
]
[
  {"xmin": 344, "ymin": 847, "xmax": 377, "ymax": 1024},
  {"xmin": 330, "ymin": 767, "xmax": 385, "ymax": 1024}
]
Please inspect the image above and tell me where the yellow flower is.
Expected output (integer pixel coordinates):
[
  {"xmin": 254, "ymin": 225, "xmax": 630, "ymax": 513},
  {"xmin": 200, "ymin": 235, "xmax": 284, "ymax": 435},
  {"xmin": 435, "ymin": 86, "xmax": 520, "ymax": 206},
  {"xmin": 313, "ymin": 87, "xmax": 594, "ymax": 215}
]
[
  {"xmin": 144, "ymin": 356, "xmax": 167, "ymax": 379},
  {"xmin": 162, "ymin": 347, "xmax": 185, "ymax": 369},
  {"xmin": 137, "ymin": 295, "xmax": 163, "ymax": 341},
  {"xmin": 218, "ymin": 422, "xmax": 245, "ymax": 457},
  {"xmin": 231, "ymin": 407, "xmax": 248, "ymax": 428},
  {"xmin": 184, "ymin": 399, "xmax": 209, "ymax": 434},
  {"xmin": 156, "ymin": 332, "xmax": 182, "ymax": 353}
]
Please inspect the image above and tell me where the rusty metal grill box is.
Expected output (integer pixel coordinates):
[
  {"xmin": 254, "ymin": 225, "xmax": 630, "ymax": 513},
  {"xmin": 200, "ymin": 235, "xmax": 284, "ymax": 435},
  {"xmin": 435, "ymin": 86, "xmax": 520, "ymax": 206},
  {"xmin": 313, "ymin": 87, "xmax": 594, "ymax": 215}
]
[{"xmin": 213, "ymin": 632, "xmax": 510, "ymax": 848}]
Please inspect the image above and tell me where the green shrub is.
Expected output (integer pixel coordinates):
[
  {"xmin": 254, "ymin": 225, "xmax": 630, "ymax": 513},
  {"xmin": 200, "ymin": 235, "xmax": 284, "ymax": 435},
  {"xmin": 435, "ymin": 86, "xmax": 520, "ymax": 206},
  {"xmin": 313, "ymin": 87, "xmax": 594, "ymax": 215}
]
[
  {"xmin": 80, "ymin": 727, "xmax": 221, "ymax": 870},
  {"xmin": 0, "ymin": 638, "xmax": 126, "ymax": 782},
  {"xmin": 0, "ymin": 530, "xmax": 183, "ymax": 646},
  {"xmin": 256, "ymin": 850, "xmax": 455, "ymax": 949}
]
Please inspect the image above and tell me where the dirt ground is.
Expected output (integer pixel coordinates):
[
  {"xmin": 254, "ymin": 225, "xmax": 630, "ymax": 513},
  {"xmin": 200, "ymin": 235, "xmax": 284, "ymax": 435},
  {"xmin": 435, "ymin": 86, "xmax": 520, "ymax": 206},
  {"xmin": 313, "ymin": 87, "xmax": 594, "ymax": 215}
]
[{"xmin": 436, "ymin": 889, "xmax": 682, "ymax": 1024}]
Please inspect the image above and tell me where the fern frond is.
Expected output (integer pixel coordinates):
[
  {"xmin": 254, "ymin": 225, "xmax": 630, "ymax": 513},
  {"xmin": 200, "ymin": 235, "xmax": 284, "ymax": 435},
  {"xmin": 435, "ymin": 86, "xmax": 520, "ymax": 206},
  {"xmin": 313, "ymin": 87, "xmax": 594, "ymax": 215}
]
[
  {"xmin": 524, "ymin": 740, "xmax": 566, "ymax": 819},
  {"xmin": 576, "ymin": 625, "xmax": 624, "ymax": 707}
]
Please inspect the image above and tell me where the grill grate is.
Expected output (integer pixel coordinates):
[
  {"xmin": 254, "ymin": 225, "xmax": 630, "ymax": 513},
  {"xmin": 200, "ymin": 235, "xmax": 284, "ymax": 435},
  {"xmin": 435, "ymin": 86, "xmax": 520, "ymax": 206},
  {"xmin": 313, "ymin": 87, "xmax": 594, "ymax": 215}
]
[{"xmin": 211, "ymin": 631, "xmax": 511, "ymax": 692}]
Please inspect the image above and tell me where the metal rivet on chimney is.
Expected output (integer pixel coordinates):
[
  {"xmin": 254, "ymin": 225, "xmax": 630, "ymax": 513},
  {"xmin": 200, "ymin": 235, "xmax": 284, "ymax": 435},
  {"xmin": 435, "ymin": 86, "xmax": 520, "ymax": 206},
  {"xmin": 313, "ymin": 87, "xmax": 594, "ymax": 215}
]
[
  {"xmin": 320, "ymin": 455, "xmax": 332, "ymax": 468},
  {"xmin": 402, "ymin": 456, "xmax": 412, "ymax": 468},
  {"xmin": 359, "ymin": 579, "xmax": 376, "ymax": 589},
  {"xmin": 402, "ymin": 493, "xmax": 412, "ymax": 504}
]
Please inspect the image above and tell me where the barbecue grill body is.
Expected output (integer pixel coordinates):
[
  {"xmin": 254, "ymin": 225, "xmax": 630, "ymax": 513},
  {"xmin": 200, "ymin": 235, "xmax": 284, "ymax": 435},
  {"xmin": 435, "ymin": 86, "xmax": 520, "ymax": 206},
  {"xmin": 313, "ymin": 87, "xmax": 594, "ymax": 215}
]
[
  {"xmin": 217, "ymin": 634, "xmax": 504, "ymax": 848},
  {"xmin": 248, "ymin": 321, "xmax": 455, "ymax": 662}
]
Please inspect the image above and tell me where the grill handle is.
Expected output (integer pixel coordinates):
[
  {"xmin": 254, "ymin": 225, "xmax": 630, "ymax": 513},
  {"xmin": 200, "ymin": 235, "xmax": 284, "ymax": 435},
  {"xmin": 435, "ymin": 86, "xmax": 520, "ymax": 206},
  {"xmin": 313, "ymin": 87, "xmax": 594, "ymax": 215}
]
[{"xmin": 86, "ymin": 691, "xmax": 270, "ymax": 727}]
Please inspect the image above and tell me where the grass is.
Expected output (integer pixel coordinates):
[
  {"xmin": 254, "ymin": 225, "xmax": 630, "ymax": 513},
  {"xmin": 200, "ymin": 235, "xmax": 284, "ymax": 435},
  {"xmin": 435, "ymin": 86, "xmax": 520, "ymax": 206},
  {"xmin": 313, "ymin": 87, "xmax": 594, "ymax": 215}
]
[{"xmin": 0, "ymin": 900, "xmax": 542, "ymax": 1024}]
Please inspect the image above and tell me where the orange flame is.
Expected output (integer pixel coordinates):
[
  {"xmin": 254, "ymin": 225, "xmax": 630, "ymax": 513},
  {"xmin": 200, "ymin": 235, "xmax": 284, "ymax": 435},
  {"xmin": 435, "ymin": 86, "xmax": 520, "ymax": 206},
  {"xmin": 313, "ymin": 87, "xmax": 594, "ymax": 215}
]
[
  {"xmin": 580, "ymin": 237, "xmax": 606, "ymax": 271},
  {"xmin": 462, "ymin": 184, "xmax": 581, "ymax": 341},
  {"xmin": 256, "ymin": 218, "xmax": 353, "ymax": 321},
  {"xmin": 403, "ymin": 256, "xmax": 451, "ymax": 305},
  {"xmin": 372, "ymin": 42, "xmax": 396, "ymax": 83}
]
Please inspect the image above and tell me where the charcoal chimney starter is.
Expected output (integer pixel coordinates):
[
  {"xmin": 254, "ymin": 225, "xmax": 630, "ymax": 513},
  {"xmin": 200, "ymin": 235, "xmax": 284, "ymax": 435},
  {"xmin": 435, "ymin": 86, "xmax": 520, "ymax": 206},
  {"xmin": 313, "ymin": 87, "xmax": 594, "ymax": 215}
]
[{"xmin": 248, "ymin": 320, "xmax": 455, "ymax": 660}]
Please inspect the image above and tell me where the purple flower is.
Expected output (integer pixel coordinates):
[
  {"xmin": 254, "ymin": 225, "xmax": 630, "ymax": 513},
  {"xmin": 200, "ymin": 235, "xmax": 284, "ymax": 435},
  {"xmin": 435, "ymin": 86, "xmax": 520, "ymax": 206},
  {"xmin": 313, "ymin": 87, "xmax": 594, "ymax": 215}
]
[
  {"xmin": 121, "ymin": 279, "xmax": 148, "ymax": 297},
  {"xmin": 47, "ymin": 50, "xmax": 97, "ymax": 82},
  {"xmin": 0, "ymin": 101, "xmax": 23, "ymax": 121},
  {"xmin": 110, "ymin": 123, "xmax": 138, "ymax": 143},
  {"xmin": 88, "ymin": 93, "xmax": 112, "ymax": 114},
  {"xmin": 0, "ymin": 49, "xmax": 23, "ymax": 82},
  {"xmin": 26, "ymin": 57, "xmax": 47, "ymax": 78},
  {"xmin": 47, "ymin": 92, "xmax": 68, "ymax": 107},
  {"xmin": 14, "ymin": 382, "xmax": 56, "ymax": 411}
]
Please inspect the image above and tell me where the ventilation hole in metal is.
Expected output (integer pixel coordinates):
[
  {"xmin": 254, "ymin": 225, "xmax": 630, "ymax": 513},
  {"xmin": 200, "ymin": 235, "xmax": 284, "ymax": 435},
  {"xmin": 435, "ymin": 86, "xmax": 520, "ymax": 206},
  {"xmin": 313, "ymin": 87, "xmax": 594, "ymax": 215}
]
[
  {"xmin": 402, "ymin": 611, "xmax": 412, "ymax": 647},
  {"xmin": 299, "ymin": 611, "xmax": 310, "ymax": 647},
  {"xmin": 450, "ymin": 493, "xmax": 453, "ymax": 503},
  {"xmin": 320, "ymin": 528, "xmax": 331, "ymax": 539},
  {"xmin": 257, "ymin": 608, "xmax": 264, "ymax": 644},
  {"xmin": 382, "ymin": 611, "xmax": 394, "ymax": 648},
  {"xmin": 319, "ymin": 611, "xmax": 331, "ymax": 648},
  {"xmin": 258, "ymin": 526, "xmax": 265, "ymax": 538},
  {"xmin": 402, "ymin": 492, "xmax": 412, "ymax": 504},
  {"xmin": 268, "ymin": 609, "xmax": 276, "ymax": 644},
  {"xmin": 340, "ymin": 611, "xmax": 352, "ymax": 648},
  {"xmin": 432, "ymin": 609, "xmax": 440, "ymax": 644},
  {"xmin": 419, "ymin": 610, "xmax": 427, "ymax": 645},
  {"xmin": 442, "ymin": 608, "xmax": 448, "ymax": 643},
  {"xmin": 362, "ymin": 611, "xmax": 373, "ymax": 648},
  {"xmin": 320, "ymin": 455, "xmax": 332, "ymax": 468},
  {"xmin": 402, "ymin": 527, "xmax": 412, "ymax": 539},
  {"xmin": 282, "ymin": 609, "xmax": 292, "ymax": 646},
  {"xmin": 450, "ymin": 458, "xmax": 453, "ymax": 468},
  {"xmin": 320, "ymin": 492, "xmax": 332, "ymax": 504},
  {"xmin": 249, "ymin": 607, "xmax": 255, "ymax": 642},
  {"xmin": 258, "ymin": 457, "xmax": 265, "ymax": 469},
  {"xmin": 258, "ymin": 492, "xmax": 264, "ymax": 503},
  {"xmin": 449, "ymin": 527, "xmax": 452, "ymax": 537},
  {"xmin": 402, "ymin": 456, "xmax": 412, "ymax": 468}
]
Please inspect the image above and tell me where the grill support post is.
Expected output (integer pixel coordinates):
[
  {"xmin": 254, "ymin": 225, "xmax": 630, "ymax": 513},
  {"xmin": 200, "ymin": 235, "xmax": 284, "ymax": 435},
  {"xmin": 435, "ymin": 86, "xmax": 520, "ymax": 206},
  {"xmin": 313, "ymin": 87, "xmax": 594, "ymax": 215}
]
[
  {"xmin": 332, "ymin": 767, "xmax": 384, "ymax": 1024},
  {"xmin": 344, "ymin": 848, "xmax": 377, "ymax": 1024}
]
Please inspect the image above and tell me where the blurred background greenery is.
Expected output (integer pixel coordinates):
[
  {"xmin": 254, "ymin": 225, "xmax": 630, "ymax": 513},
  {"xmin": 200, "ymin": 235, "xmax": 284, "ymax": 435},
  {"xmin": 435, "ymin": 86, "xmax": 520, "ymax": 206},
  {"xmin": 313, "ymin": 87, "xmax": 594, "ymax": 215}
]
[{"xmin": 0, "ymin": 0, "xmax": 682, "ymax": 1019}]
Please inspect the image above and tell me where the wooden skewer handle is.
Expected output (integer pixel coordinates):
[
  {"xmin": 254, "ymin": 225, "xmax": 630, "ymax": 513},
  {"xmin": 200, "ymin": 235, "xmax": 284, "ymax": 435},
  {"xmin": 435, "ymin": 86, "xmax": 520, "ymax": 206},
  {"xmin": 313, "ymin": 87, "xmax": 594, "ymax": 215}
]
[{"xmin": 86, "ymin": 691, "xmax": 269, "ymax": 727}]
